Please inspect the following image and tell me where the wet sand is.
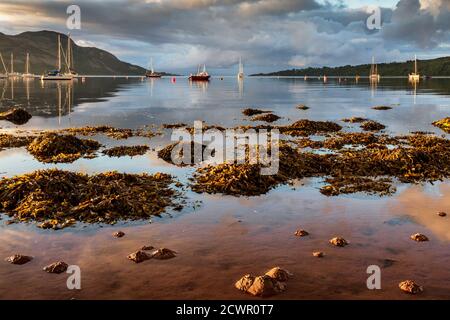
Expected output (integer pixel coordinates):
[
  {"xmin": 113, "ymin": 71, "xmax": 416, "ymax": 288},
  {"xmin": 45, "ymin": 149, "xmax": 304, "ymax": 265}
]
[{"xmin": 1, "ymin": 182, "xmax": 449, "ymax": 299}]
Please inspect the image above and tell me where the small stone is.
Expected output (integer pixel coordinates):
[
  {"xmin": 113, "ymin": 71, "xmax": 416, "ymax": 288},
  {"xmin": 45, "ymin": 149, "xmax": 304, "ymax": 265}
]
[
  {"xmin": 151, "ymin": 248, "xmax": 177, "ymax": 260},
  {"xmin": 5, "ymin": 254, "xmax": 33, "ymax": 265},
  {"xmin": 329, "ymin": 237, "xmax": 349, "ymax": 247},
  {"xmin": 43, "ymin": 261, "xmax": 68, "ymax": 273},
  {"xmin": 410, "ymin": 233, "xmax": 429, "ymax": 242},
  {"xmin": 264, "ymin": 267, "xmax": 293, "ymax": 282},
  {"xmin": 235, "ymin": 274, "xmax": 255, "ymax": 292},
  {"xmin": 312, "ymin": 251, "xmax": 324, "ymax": 258},
  {"xmin": 113, "ymin": 231, "xmax": 125, "ymax": 238},
  {"xmin": 399, "ymin": 280, "xmax": 423, "ymax": 294},
  {"xmin": 127, "ymin": 250, "xmax": 150, "ymax": 263},
  {"xmin": 437, "ymin": 211, "xmax": 447, "ymax": 217},
  {"xmin": 141, "ymin": 245, "xmax": 155, "ymax": 251},
  {"xmin": 294, "ymin": 229, "xmax": 309, "ymax": 237}
]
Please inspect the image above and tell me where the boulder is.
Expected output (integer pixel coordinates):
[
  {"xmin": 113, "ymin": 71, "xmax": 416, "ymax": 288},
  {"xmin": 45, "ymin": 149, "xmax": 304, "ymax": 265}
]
[
  {"xmin": 264, "ymin": 267, "xmax": 292, "ymax": 282},
  {"xmin": 410, "ymin": 233, "xmax": 429, "ymax": 242},
  {"xmin": 113, "ymin": 231, "xmax": 125, "ymax": 238},
  {"xmin": 5, "ymin": 254, "xmax": 32, "ymax": 265},
  {"xmin": 312, "ymin": 251, "xmax": 324, "ymax": 258},
  {"xmin": 151, "ymin": 248, "xmax": 177, "ymax": 260},
  {"xmin": 127, "ymin": 250, "xmax": 150, "ymax": 263},
  {"xmin": 234, "ymin": 274, "xmax": 255, "ymax": 292},
  {"xmin": 399, "ymin": 280, "xmax": 423, "ymax": 294},
  {"xmin": 329, "ymin": 237, "xmax": 349, "ymax": 247},
  {"xmin": 294, "ymin": 229, "xmax": 309, "ymax": 237}
]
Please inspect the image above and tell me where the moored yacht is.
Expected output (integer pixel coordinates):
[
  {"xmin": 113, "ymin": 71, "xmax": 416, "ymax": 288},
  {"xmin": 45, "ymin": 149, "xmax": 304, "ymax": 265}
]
[
  {"xmin": 408, "ymin": 55, "xmax": 420, "ymax": 82},
  {"xmin": 189, "ymin": 64, "xmax": 210, "ymax": 81},
  {"xmin": 145, "ymin": 58, "xmax": 162, "ymax": 78},
  {"xmin": 41, "ymin": 34, "xmax": 73, "ymax": 80}
]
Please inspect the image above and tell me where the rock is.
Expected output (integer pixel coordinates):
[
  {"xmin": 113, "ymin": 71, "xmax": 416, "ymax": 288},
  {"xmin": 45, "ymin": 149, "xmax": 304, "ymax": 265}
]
[
  {"xmin": 410, "ymin": 233, "xmax": 429, "ymax": 242},
  {"xmin": 235, "ymin": 274, "xmax": 255, "ymax": 292},
  {"xmin": 113, "ymin": 231, "xmax": 125, "ymax": 238},
  {"xmin": 399, "ymin": 280, "xmax": 423, "ymax": 294},
  {"xmin": 5, "ymin": 254, "xmax": 33, "ymax": 265},
  {"xmin": 0, "ymin": 108, "xmax": 32, "ymax": 125},
  {"xmin": 296, "ymin": 104, "xmax": 309, "ymax": 110},
  {"xmin": 151, "ymin": 248, "xmax": 177, "ymax": 260},
  {"xmin": 437, "ymin": 211, "xmax": 447, "ymax": 217},
  {"xmin": 141, "ymin": 245, "xmax": 155, "ymax": 251},
  {"xmin": 329, "ymin": 237, "xmax": 349, "ymax": 247},
  {"xmin": 43, "ymin": 261, "xmax": 68, "ymax": 273},
  {"xmin": 312, "ymin": 251, "xmax": 324, "ymax": 258},
  {"xmin": 294, "ymin": 229, "xmax": 309, "ymax": 237},
  {"xmin": 246, "ymin": 275, "xmax": 280, "ymax": 297},
  {"xmin": 127, "ymin": 250, "xmax": 151, "ymax": 263},
  {"xmin": 264, "ymin": 267, "xmax": 293, "ymax": 282}
]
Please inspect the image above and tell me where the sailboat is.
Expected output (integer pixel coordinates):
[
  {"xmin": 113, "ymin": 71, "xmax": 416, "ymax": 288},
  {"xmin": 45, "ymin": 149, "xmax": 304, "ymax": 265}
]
[
  {"xmin": 0, "ymin": 52, "xmax": 7, "ymax": 79},
  {"xmin": 189, "ymin": 64, "xmax": 210, "ymax": 81},
  {"xmin": 237, "ymin": 57, "xmax": 244, "ymax": 79},
  {"xmin": 145, "ymin": 58, "xmax": 162, "ymax": 78},
  {"xmin": 22, "ymin": 53, "xmax": 34, "ymax": 78},
  {"xmin": 369, "ymin": 56, "xmax": 380, "ymax": 82},
  {"xmin": 408, "ymin": 55, "xmax": 420, "ymax": 82},
  {"xmin": 8, "ymin": 53, "xmax": 21, "ymax": 77},
  {"xmin": 41, "ymin": 34, "xmax": 73, "ymax": 80}
]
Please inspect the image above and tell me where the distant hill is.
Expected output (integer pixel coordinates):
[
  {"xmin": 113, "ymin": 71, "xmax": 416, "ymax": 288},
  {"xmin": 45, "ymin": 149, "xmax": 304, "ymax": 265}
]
[
  {"xmin": 0, "ymin": 30, "xmax": 167, "ymax": 76},
  {"xmin": 251, "ymin": 56, "xmax": 450, "ymax": 77}
]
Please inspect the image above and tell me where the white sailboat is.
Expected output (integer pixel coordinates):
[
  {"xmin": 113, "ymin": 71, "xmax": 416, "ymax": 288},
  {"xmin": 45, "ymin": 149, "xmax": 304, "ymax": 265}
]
[
  {"xmin": 237, "ymin": 57, "xmax": 244, "ymax": 79},
  {"xmin": 41, "ymin": 34, "xmax": 73, "ymax": 80},
  {"xmin": 63, "ymin": 34, "xmax": 78, "ymax": 77},
  {"xmin": 22, "ymin": 53, "xmax": 34, "ymax": 78},
  {"xmin": 408, "ymin": 55, "xmax": 420, "ymax": 82},
  {"xmin": 145, "ymin": 58, "xmax": 161, "ymax": 78},
  {"xmin": 369, "ymin": 56, "xmax": 380, "ymax": 82},
  {"xmin": 8, "ymin": 53, "xmax": 21, "ymax": 77}
]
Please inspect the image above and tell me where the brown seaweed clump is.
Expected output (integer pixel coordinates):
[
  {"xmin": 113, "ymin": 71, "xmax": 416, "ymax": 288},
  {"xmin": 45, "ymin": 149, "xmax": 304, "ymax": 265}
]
[
  {"xmin": 162, "ymin": 123, "xmax": 187, "ymax": 129},
  {"xmin": 296, "ymin": 104, "xmax": 309, "ymax": 110},
  {"xmin": 342, "ymin": 117, "xmax": 367, "ymax": 123},
  {"xmin": 372, "ymin": 106, "xmax": 392, "ymax": 110},
  {"xmin": 61, "ymin": 125, "xmax": 133, "ymax": 139},
  {"xmin": 102, "ymin": 145, "xmax": 149, "ymax": 157},
  {"xmin": 432, "ymin": 117, "xmax": 450, "ymax": 133},
  {"xmin": 242, "ymin": 108, "xmax": 271, "ymax": 116},
  {"xmin": 158, "ymin": 141, "xmax": 213, "ymax": 166},
  {"xmin": 360, "ymin": 120, "xmax": 385, "ymax": 131},
  {"xmin": 0, "ymin": 169, "xmax": 181, "ymax": 228},
  {"xmin": 0, "ymin": 108, "xmax": 32, "ymax": 125},
  {"xmin": 320, "ymin": 176, "xmax": 395, "ymax": 196},
  {"xmin": 281, "ymin": 119, "xmax": 342, "ymax": 136},
  {"xmin": 251, "ymin": 113, "xmax": 281, "ymax": 123},
  {"xmin": 0, "ymin": 134, "xmax": 35, "ymax": 151},
  {"xmin": 27, "ymin": 133, "xmax": 101, "ymax": 163}
]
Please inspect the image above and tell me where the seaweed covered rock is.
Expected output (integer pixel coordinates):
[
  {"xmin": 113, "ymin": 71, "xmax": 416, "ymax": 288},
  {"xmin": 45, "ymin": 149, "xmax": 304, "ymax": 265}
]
[
  {"xmin": 127, "ymin": 250, "xmax": 151, "ymax": 263},
  {"xmin": 0, "ymin": 169, "xmax": 181, "ymax": 228},
  {"xmin": 102, "ymin": 145, "xmax": 149, "ymax": 157},
  {"xmin": 43, "ymin": 261, "xmax": 68, "ymax": 274},
  {"xmin": 158, "ymin": 141, "xmax": 213, "ymax": 166},
  {"xmin": 372, "ymin": 106, "xmax": 392, "ymax": 110},
  {"xmin": 242, "ymin": 108, "xmax": 271, "ymax": 116},
  {"xmin": 62, "ymin": 125, "xmax": 133, "ymax": 139},
  {"xmin": 264, "ymin": 267, "xmax": 292, "ymax": 282},
  {"xmin": 296, "ymin": 104, "xmax": 309, "ymax": 110},
  {"xmin": 281, "ymin": 119, "xmax": 342, "ymax": 136},
  {"xmin": 0, "ymin": 108, "xmax": 32, "ymax": 125},
  {"xmin": 150, "ymin": 248, "xmax": 177, "ymax": 260},
  {"xmin": 320, "ymin": 176, "xmax": 395, "ymax": 196},
  {"xmin": 5, "ymin": 254, "xmax": 33, "ymax": 265},
  {"xmin": 235, "ymin": 267, "xmax": 292, "ymax": 297},
  {"xmin": 410, "ymin": 233, "xmax": 429, "ymax": 242},
  {"xmin": 294, "ymin": 229, "xmax": 309, "ymax": 237},
  {"xmin": 312, "ymin": 251, "xmax": 324, "ymax": 257},
  {"xmin": 360, "ymin": 120, "xmax": 385, "ymax": 132},
  {"xmin": 342, "ymin": 117, "xmax": 367, "ymax": 123},
  {"xmin": 251, "ymin": 113, "xmax": 281, "ymax": 123},
  {"xmin": 27, "ymin": 133, "xmax": 101, "ymax": 163}
]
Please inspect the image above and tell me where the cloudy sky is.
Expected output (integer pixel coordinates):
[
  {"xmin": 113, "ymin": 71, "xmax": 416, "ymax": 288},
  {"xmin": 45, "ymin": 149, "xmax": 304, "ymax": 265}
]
[{"xmin": 0, "ymin": 0, "xmax": 449, "ymax": 74}]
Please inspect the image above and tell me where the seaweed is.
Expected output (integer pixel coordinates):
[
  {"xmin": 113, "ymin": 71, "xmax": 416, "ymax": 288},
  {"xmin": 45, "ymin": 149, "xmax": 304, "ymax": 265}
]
[
  {"xmin": 372, "ymin": 106, "xmax": 392, "ymax": 110},
  {"xmin": 0, "ymin": 169, "xmax": 181, "ymax": 228},
  {"xmin": 251, "ymin": 113, "xmax": 281, "ymax": 123},
  {"xmin": 360, "ymin": 120, "xmax": 385, "ymax": 132},
  {"xmin": 102, "ymin": 145, "xmax": 149, "ymax": 157},
  {"xmin": 61, "ymin": 125, "xmax": 133, "ymax": 139},
  {"xmin": 27, "ymin": 133, "xmax": 101, "ymax": 163},
  {"xmin": 432, "ymin": 117, "xmax": 450, "ymax": 133},
  {"xmin": 242, "ymin": 108, "xmax": 271, "ymax": 116},
  {"xmin": 0, "ymin": 134, "xmax": 34, "ymax": 150}
]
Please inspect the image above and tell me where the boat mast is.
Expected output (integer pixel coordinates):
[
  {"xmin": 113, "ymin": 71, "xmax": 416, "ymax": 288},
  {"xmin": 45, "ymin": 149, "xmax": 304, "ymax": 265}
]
[
  {"xmin": 414, "ymin": 54, "xmax": 417, "ymax": 74},
  {"xmin": 203, "ymin": 64, "xmax": 206, "ymax": 73},
  {"xmin": 58, "ymin": 34, "xmax": 61, "ymax": 71},
  {"xmin": 151, "ymin": 58, "xmax": 154, "ymax": 74},
  {"xmin": 26, "ymin": 52, "xmax": 29, "ymax": 74},
  {"xmin": 67, "ymin": 33, "xmax": 71, "ymax": 71},
  {"xmin": 10, "ymin": 53, "xmax": 13, "ymax": 74}
]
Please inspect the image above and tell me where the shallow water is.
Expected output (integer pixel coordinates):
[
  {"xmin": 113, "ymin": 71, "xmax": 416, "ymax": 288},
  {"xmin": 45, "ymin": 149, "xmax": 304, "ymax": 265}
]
[{"xmin": 0, "ymin": 76, "xmax": 449, "ymax": 299}]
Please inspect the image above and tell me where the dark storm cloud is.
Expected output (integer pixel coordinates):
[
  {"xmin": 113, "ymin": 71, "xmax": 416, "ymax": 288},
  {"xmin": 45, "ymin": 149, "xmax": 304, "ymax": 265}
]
[{"xmin": 0, "ymin": 0, "xmax": 449, "ymax": 73}]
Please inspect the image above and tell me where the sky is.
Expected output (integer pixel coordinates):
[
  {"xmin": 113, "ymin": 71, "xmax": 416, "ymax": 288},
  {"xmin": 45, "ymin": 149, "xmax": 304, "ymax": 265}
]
[{"xmin": 0, "ymin": 0, "xmax": 449, "ymax": 75}]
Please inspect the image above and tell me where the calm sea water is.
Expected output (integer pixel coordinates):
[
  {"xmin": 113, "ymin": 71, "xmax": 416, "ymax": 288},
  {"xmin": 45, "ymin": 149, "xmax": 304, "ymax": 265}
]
[{"xmin": 0, "ymin": 77, "xmax": 449, "ymax": 299}]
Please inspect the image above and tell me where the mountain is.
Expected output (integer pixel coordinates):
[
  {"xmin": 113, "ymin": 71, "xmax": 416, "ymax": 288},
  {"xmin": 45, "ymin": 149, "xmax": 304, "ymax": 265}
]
[
  {"xmin": 251, "ymin": 56, "xmax": 450, "ymax": 77},
  {"xmin": 0, "ymin": 30, "xmax": 156, "ymax": 75}
]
